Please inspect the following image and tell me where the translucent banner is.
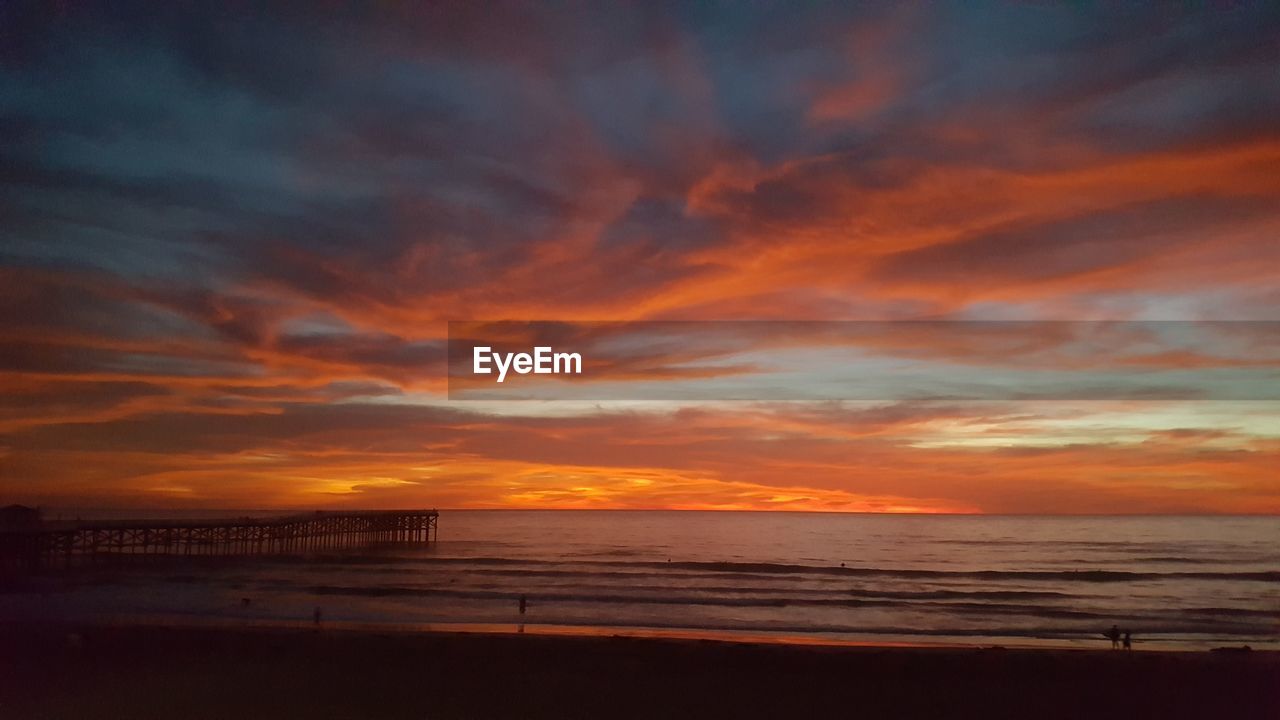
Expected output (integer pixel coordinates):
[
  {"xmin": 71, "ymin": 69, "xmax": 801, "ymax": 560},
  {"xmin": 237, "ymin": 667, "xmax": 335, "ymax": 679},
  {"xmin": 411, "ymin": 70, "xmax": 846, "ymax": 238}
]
[{"xmin": 447, "ymin": 321, "xmax": 1280, "ymax": 401}]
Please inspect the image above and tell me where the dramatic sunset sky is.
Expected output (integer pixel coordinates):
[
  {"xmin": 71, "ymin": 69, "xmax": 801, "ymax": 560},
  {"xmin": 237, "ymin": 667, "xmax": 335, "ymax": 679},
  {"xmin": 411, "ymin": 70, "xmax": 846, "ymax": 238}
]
[{"xmin": 2, "ymin": 3, "xmax": 1279, "ymax": 513}]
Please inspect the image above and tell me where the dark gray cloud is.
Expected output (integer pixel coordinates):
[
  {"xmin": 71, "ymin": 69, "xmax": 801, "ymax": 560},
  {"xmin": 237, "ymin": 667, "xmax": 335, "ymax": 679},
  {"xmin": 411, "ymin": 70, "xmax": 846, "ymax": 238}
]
[
  {"xmin": 2, "ymin": 1, "xmax": 1279, "ymax": 509},
  {"xmin": 872, "ymin": 195, "xmax": 1280, "ymax": 285}
]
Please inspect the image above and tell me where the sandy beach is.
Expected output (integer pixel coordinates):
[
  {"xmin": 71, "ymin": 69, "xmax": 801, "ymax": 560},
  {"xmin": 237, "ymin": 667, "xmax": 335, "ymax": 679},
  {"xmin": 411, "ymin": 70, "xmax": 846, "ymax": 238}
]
[{"xmin": 1, "ymin": 622, "xmax": 1276, "ymax": 720}]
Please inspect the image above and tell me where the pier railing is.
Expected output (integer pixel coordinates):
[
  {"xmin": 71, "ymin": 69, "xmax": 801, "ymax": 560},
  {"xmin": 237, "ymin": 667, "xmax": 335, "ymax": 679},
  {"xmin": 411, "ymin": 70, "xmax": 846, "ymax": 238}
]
[{"xmin": 0, "ymin": 509, "xmax": 438, "ymax": 574}]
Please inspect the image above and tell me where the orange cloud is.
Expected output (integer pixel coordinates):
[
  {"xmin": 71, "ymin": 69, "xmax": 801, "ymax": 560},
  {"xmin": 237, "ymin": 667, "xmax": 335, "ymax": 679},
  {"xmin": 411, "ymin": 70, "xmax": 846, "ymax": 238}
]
[
  {"xmin": 4, "ymin": 3, "xmax": 1279, "ymax": 516},
  {"xmin": 4, "ymin": 401, "xmax": 1277, "ymax": 514}
]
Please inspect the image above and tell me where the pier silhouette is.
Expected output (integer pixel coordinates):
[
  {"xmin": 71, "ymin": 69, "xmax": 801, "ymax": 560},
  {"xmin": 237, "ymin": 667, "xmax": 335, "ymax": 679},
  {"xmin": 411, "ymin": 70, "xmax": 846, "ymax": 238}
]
[{"xmin": 0, "ymin": 509, "xmax": 438, "ymax": 574}]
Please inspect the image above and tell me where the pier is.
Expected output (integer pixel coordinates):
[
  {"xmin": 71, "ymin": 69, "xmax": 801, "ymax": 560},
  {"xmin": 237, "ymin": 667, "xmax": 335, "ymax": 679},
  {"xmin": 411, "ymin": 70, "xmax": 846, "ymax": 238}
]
[{"xmin": 0, "ymin": 509, "xmax": 438, "ymax": 574}]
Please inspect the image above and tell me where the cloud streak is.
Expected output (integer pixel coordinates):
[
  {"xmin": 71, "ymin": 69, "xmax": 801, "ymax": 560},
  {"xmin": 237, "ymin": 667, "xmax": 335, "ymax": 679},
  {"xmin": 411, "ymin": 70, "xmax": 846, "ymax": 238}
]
[{"xmin": 2, "ymin": 2, "xmax": 1279, "ymax": 512}]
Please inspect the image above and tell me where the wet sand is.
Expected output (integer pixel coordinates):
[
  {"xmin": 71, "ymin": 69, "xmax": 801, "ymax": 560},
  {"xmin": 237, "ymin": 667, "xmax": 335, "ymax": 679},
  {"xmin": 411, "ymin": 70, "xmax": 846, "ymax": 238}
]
[{"xmin": 1, "ymin": 623, "xmax": 1276, "ymax": 719}]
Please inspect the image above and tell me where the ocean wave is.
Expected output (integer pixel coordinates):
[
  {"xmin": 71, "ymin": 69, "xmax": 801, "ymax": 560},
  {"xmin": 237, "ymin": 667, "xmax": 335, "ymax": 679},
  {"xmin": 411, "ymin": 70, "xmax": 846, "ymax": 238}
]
[
  {"xmin": 272, "ymin": 577, "xmax": 1074, "ymax": 603},
  {"xmin": 453, "ymin": 582, "xmax": 1074, "ymax": 602},
  {"xmin": 143, "ymin": 553, "xmax": 1280, "ymax": 585},
  {"xmin": 626, "ymin": 561, "xmax": 1280, "ymax": 582},
  {"xmin": 352, "ymin": 556, "xmax": 1280, "ymax": 583},
  {"xmin": 455, "ymin": 576, "xmax": 1075, "ymax": 599},
  {"xmin": 299, "ymin": 584, "xmax": 1276, "ymax": 627},
  {"xmin": 1180, "ymin": 607, "xmax": 1280, "ymax": 618}
]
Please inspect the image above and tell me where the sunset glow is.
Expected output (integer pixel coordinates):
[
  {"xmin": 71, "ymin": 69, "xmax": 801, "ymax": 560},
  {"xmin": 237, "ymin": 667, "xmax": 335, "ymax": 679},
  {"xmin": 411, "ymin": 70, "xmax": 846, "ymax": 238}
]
[{"xmin": 2, "ymin": 3, "xmax": 1279, "ymax": 513}]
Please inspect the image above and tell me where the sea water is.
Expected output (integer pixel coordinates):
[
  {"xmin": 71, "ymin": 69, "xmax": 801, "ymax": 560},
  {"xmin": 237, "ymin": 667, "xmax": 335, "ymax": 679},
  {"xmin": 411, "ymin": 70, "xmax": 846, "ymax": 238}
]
[{"xmin": 4, "ymin": 511, "xmax": 1277, "ymax": 650}]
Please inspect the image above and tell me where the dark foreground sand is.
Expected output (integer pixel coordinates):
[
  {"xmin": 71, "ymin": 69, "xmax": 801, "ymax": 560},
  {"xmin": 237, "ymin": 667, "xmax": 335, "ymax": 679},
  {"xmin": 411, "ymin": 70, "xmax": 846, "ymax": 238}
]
[{"xmin": 1, "ymin": 624, "xmax": 1276, "ymax": 720}]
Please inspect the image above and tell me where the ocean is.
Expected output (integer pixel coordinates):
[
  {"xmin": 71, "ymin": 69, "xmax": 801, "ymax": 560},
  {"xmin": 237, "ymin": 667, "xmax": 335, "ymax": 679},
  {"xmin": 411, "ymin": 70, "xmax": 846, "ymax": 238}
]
[{"xmin": 5, "ymin": 511, "xmax": 1278, "ymax": 650}]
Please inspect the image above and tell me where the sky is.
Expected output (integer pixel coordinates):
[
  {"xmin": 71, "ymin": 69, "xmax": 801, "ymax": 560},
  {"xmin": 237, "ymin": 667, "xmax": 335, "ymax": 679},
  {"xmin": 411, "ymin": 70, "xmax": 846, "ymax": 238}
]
[{"xmin": 1, "ymin": 2, "xmax": 1279, "ymax": 514}]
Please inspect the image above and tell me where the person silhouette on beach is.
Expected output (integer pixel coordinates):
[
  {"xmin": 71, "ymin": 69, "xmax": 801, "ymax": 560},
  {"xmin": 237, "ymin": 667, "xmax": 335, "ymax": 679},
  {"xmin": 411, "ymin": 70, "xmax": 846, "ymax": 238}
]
[
  {"xmin": 518, "ymin": 595, "xmax": 527, "ymax": 615},
  {"xmin": 1105, "ymin": 624, "xmax": 1120, "ymax": 649},
  {"xmin": 1123, "ymin": 630, "xmax": 1132, "ymax": 651}
]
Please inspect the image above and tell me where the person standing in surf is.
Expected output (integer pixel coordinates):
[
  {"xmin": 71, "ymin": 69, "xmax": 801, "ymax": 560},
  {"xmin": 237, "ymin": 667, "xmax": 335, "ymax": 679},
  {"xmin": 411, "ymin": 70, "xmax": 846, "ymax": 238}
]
[{"xmin": 1105, "ymin": 625, "xmax": 1121, "ymax": 649}]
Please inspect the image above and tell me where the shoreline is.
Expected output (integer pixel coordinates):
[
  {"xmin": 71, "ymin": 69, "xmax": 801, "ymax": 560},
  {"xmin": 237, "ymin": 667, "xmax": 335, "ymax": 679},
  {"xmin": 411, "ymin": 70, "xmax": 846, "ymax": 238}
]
[
  {"xmin": 2, "ymin": 620, "xmax": 1277, "ymax": 719},
  {"xmin": 8, "ymin": 613, "xmax": 1275, "ymax": 654},
  {"xmin": 10, "ymin": 609, "xmax": 1280, "ymax": 650}
]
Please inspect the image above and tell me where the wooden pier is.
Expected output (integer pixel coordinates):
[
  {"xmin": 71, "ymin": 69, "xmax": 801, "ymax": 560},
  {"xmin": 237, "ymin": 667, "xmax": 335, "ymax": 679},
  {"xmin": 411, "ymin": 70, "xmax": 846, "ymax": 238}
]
[{"xmin": 0, "ymin": 509, "xmax": 438, "ymax": 574}]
